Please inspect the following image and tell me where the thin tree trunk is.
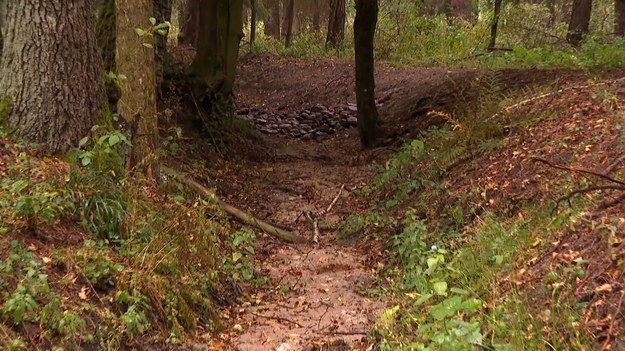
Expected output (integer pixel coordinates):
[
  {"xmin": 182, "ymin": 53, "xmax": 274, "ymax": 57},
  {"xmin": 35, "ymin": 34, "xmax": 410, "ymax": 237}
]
[
  {"xmin": 354, "ymin": 0, "xmax": 381, "ymax": 148},
  {"xmin": 312, "ymin": 0, "xmax": 321, "ymax": 32},
  {"xmin": 567, "ymin": 0, "xmax": 593, "ymax": 46},
  {"xmin": 284, "ymin": 0, "xmax": 295, "ymax": 48},
  {"xmin": 547, "ymin": 0, "xmax": 556, "ymax": 28},
  {"xmin": 265, "ymin": 0, "xmax": 281, "ymax": 39},
  {"xmin": 0, "ymin": 0, "xmax": 104, "ymax": 153},
  {"xmin": 116, "ymin": 0, "xmax": 159, "ymax": 178},
  {"xmin": 488, "ymin": 0, "xmax": 503, "ymax": 49},
  {"xmin": 179, "ymin": 0, "xmax": 200, "ymax": 46},
  {"xmin": 326, "ymin": 0, "xmax": 346, "ymax": 48},
  {"xmin": 154, "ymin": 0, "xmax": 172, "ymax": 61},
  {"xmin": 250, "ymin": 0, "xmax": 257, "ymax": 49},
  {"xmin": 616, "ymin": 0, "xmax": 625, "ymax": 36}
]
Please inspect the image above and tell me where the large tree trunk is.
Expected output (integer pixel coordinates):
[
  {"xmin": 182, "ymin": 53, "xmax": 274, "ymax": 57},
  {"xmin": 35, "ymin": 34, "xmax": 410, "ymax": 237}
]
[
  {"xmin": 0, "ymin": 3, "xmax": 4, "ymax": 55},
  {"xmin": 265, "ymin": 0, "xmax": 281, "ymax": 39},
  {"xmin": 354, "ymin": 0, "xmax": 381, "ymax": 148},
  {"xmin": 179, "ymin": 0, "xmax": 200, "ymax": 46},
  {"xmin": 284, "ymin": 0, "xmax": 295, "ymax": 48},
  {"xmin": 488, "ymin": 0, "xmax": 503, "ymax": 49},
  {"xmin": 326, "ymin": 0, "xmax": 346, "ymax": 48},
  {"xmin": 191, "ymin": 0, "xmax": 243, "ymax": 120},
  {"xmin": 0, "ymin": 0, "xmax": 104, "ymax": 153},
  {"xmin": 116, "ymin": 0, "xmax": 159, "ymax": 178},
  {"xmin": 616, "ymin": 0, "xmax": 625, "ymax": 36},
  {"xmin": 567, "ymin": 0, "xmax": 592, "ymax": 46}
]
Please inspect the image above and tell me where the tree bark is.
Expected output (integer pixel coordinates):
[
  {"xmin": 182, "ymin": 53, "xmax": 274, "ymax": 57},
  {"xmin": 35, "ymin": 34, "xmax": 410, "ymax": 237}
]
[
  {"xmin": 250, "ymin": 0, "xmax": 257, "ymax": 49},
  {"xmin": 265, "ymin": 0, "xmax": 281, "ymax": 39},
  {"xmin": 179, "ymin": 0, "xmax": 200, "ymax": 46},
  {"xmin": 488, "ymin": 0, "xmax": 503, "ymax": 49},
  {"xmin": 567, "ymin": 0, "xmax": 593, "ymax": 46},
  {"xmin": 284, "ymin": 0, "xmax": 295, "ymax": 48},
  {"xmin": 191, "ymin": 0, "xmax": 243, "ymax": 118},
  {"xmin": 354, "ymin": 0, "xmax": 381, "ymax": 148},
  {"xmin": 326, "ymin": 0, "xmax": 346, "ymax": 48},
  {"xmin": 116, "ymin": 0, "xmax": 159, "ymax": 178},
  {"xmin": 616, "ymin": 0, "xmax": 625, "ymax": 36},
  {"xmin": 0, "ymin": 2, "xmax": 4, "ymax": 55},
  {"xmin": 0, "ymin": 0, "xmax": 104, "ymax": 153}
]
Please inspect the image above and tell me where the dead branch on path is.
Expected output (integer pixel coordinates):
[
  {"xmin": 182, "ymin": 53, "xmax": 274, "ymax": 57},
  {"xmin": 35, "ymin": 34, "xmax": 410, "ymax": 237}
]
[
  {"xmin": 304, "ymin": 184, "xmax": 345, "ymax": 243},
  {"xmin": 250, "ymin": 312, "xmax": 305, "ymax": 328},
  {"xmin": 163, "ymin": 167, "xmax": 307, "ymax": 244}
]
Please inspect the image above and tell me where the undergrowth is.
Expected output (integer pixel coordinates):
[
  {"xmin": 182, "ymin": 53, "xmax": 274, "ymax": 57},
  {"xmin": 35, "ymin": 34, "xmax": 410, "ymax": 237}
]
[
  {"xmin": 0, "ymin": 121, "xmax": 253, "ymax": 349},
  {"xmin": 344, "ymin": 75, "xmax": 601, "ymax": 349}
]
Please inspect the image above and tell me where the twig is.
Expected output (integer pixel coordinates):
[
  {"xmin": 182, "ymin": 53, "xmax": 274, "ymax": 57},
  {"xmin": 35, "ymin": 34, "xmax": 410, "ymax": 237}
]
[
  {"xmin": 604, "ymin": 154, "xmax": 625, "ymax": 175},
  {"xmin": 250, "ymin": 312, "xmax": 305, "ymax": 328},
  {"xmin": 305, "ymin": 185, "xmax": 345, "ymax": 243},
  {"xmin": 532, "ymin": 157, "xmax": 625, "ymax": 187},
  {"xmin": 317, "ymin": 301, "xmax": 332, "ymax": 330},
  {"xmin": 553, "ymin": 185, "xmax": 625, "ymax": 213},
  {"xmin": 602, "ymin": 290, "xmax": 625, "ymax": 350},
  {"xmin": 321, "ymin": 330, "xmax": 369, "ymax": 335}
]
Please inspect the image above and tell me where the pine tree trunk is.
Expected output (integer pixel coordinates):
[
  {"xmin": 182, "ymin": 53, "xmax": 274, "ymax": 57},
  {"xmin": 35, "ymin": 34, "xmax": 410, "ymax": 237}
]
[
  {"xmin": 265, "ymin": 0, "xmax": 281, "ymax": 39},
  {"xmin": 354, "ymin": 0, "xmax": 381, "ymax": 148},
  {"xmin": 179, "ymin": 0, "xmax": 200, "ymax": 46},
  {"xmin": 191, "ymin": 0, "xmax": 243, "ymax": 119},
  {"xmin": 616, "ymin": 0, "xmax": 625, "ymax": 36},
  {"xmin": 488, "ymin": 0, "xmax": 503, "ymax": 49},
  {"xmin": 0, "ymin": 0, "xmax": 104, "ymax": 153},
  {"xmin": 326, "ymin": 0, "xmax": 346, "ymax": 48},
  {"xmin": 284, "ymin": 0, "xmax": 295, "ymax": 48},
  {"xmin": 116, "ymin": 0, "xmax": 159, "ymax": 178},
  {"xmin": 567, "ymin": 0, "xmax": 593, "ymax": 46}
]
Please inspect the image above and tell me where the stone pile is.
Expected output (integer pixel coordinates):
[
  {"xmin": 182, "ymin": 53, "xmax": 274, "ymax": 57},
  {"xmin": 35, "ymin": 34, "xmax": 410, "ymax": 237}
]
[{"xmin": 236, "ymin": 104, "xmax": 359, "ymax": 140}]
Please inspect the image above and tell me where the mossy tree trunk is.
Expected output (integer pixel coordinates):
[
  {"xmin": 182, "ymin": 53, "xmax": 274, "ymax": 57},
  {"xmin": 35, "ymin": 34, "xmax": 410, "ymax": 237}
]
[
  {"xmin": 0, "ymin": 2, "xmax": 4, "ymax": 56},
  {"xmin": 616, "ymin": 0, "xmax": 625, "ymax": 36},
  {"xmin": 326, "ymin": 0, "xmax": 346, "ymax": 48},
  {"xmin": 191, "ymin": 0, "xmax": 243, "ymax": 121},
  {"xmin": 116, "ymin": 0, "xmax": 159, "ymax": 179},
  {"xmin": 567, "ymin": 0, "xmax": 592, "ymax": 46},
  {"xmin": 354, "ymin": 0, "xmax": 381, "ymax": 148},
  {"xmin": 0, "ymin": 0, "xmax": 104, "ymax": 153},
  {"xmin": 154, "ymin": 0, "xmax": 172, "ymax": 60}
]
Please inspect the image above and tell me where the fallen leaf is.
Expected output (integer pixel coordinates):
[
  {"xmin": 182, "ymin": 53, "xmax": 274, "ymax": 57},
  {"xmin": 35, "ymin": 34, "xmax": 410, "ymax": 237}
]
[
  {"xmin": 79, "ymin": 287, "xmax": 89, "ymax": 300},
  {"xmin": 595, "ymin": 284, "xmax": 613, "ymax": 293},
  {"xmin": 42, "ymin": 257, "xmax": 52, "ymax": 264}
]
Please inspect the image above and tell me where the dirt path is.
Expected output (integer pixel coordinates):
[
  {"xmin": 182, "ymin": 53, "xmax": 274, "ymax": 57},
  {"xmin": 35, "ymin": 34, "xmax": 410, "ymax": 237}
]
[{"xmin": 215, "ymin": 130, "xmax": 387, "ymax": 350}]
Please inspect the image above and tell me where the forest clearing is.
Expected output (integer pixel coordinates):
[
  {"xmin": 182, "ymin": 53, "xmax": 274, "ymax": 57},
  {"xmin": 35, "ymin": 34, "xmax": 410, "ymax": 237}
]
[{"xmin": 1, "ymin": 0, "xmax": 625, "ymax": 350}]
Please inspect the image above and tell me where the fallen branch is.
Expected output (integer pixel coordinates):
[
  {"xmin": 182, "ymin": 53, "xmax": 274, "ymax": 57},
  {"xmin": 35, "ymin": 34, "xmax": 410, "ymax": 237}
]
[
  {"xmin": 163, "ymin": 167, "xmax": 307, "ymax": 244},
  {"xmin": 531, "ymin": 157, "xmax": 625, "ymax": 187},
  {"xmin": 305, "ymin": 184, "xmax": 345, "ymax": 243},
  {"xmin": 553, "ymin": 185, "xmax": 625, "ymax": 212},
  {"xmin": 602, "ymin": 290, "xmax": 625, "ymax": 350}
]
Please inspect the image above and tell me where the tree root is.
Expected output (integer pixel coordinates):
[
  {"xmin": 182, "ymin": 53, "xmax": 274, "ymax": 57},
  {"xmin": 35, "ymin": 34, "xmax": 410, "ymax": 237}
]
[{"xmin": 163, "ymin": 166, "xmax": 307, "ymax": 244}]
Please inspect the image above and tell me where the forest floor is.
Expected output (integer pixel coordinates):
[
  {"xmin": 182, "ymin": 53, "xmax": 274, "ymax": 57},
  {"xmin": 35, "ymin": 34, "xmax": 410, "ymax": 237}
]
[{"xmin": 206, "ymin": 54, "xmax": 625, "ymax": 350}]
